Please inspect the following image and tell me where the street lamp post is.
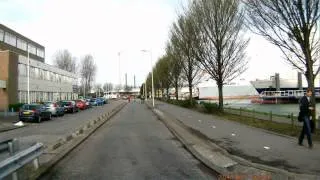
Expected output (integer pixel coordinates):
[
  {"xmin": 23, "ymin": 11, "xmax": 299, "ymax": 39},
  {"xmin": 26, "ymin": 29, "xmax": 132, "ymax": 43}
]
[
  {"xmin": 141, "ymin": 50, "xmax": 154, "ymax": 107},
  {"xmin": 118, "ymin": 51, "xmax": 124, "ymax": 99},
  {"xmin": 27, "ymin": 49, "xmax": 30, "ymax": 104}
]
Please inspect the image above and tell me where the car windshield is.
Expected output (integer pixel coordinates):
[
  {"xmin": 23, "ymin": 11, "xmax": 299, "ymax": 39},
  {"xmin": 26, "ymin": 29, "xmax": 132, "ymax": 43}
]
[
  {"xmin": 22, "ymin": 105, "xmax": 39, "ymax": 110},
  {"xmin": 90, "ymin": 99, "xmax": 96, "ymax": 102},
  {"xmin": 60, "ymin": 101, "xmax": 70, "ymax": 106},
  {"xmin": 43, "ymin": 102, "xmax": 53, "ymax": 107}
]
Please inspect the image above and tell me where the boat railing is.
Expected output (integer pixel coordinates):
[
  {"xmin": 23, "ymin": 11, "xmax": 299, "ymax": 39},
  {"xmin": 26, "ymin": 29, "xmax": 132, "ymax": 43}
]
[{"xmin": 260, "ymin": 89, "xmax": 320, "ymax": 98}]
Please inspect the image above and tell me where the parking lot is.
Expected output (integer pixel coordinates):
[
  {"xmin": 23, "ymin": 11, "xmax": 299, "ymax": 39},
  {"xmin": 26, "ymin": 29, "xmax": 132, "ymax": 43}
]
[{"xmin": 0, "ymin": 100, "xmax": 125, "ymax": 158}]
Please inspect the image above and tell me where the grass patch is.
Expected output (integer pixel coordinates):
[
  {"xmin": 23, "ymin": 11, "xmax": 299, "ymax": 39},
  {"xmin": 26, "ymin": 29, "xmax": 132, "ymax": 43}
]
[{"xmin": 162, "ymin": 99, "xmax": 320, "ymax": 142}]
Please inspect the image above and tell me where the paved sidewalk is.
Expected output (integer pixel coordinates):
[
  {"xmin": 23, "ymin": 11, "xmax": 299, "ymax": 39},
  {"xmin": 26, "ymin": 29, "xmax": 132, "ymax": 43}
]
[
  {"xmin": 152, "ymin": 100, "xmax": 320, "ymax": 175},
  {"xmin": 0, "ymin": 115, "xmax": 23, "ymax": 132}
]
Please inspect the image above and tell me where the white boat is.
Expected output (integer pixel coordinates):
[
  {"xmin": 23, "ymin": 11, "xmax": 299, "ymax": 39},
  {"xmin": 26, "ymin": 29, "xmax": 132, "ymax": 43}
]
[
  {"xmin": 250, "ymin": 77, "xmax": 298, "ymax": 94},
  {"xmin": 250, "ymin": 73, "xmax": 320, "ymax": 94}
]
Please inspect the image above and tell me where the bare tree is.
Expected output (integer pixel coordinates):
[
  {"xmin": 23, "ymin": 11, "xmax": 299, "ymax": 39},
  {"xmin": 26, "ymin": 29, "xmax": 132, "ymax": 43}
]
[
  {"xmin": 80, "ymin": 55, "xmax": 97, "ymax": 96},
  {"xmin": 153, "ymin": 55, "xmax": 172, "ymax": 98},
  {"xmin": 245, "ymin": 0, "xmax": 320, "ymax": 120},
  {"xmin": 190, "ymin": 0, "xmax": 249, "ymax": 110},
  {"xmin": 95, "ymin": 83, "xmax": 102, "ymax": 97},
  {"xmin": 166, "ymin": 41, "xmax": 183, "ymax": 100},
  {"xmin": 103, "ymin": 83, "xmax": 114, "ymax": 92},
  {"xmin": 53, "ymin": 49, "xmax": 77, "ymax": 73},
  {"xmin": 171, "ymin": 15, "xmax": 203, "ymax": 104}
]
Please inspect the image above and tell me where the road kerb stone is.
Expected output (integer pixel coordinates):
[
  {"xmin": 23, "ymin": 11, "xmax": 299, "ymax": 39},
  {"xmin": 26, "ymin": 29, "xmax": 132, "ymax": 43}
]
[{"xmin": 65, "ymin": 135, "xmax": 73, "ymax": 142}]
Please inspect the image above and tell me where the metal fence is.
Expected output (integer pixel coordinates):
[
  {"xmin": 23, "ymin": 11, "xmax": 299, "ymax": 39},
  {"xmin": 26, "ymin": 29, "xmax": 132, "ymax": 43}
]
[
  {"xmin": 223, "ymin": 107, "xmax": 320, "ymax": 129},
  {"xmin": 0, "ymin": 139, "xmax": 43, "ymax": 180}
]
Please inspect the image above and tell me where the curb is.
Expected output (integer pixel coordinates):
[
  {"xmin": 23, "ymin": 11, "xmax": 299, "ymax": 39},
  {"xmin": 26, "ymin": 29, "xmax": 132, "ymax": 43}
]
[
  {"xmin": 0, "ymin": 124, "xmax": 27, "ymax": 133},
  {"xmin": 27, "ymin": 102, "xmax": 127, "ymax": 180},
  {"xmin": 146, "ymin": 103, "xmax": 320, "ymax": 180}
]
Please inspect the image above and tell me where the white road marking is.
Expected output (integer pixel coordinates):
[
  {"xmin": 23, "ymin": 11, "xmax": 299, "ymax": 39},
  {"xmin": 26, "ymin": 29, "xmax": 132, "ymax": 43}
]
[
  {"xmin": 231, "ymin": 133, "xmax": 236, "ymax": 136},
  {"xmin": 198, "ymin": 120, "xmax": 202, "ymax": 122},
  {"xmin": 212, "ymin": 125, "xmax": 216, "ymax": 128},
  {"xmin": 264, "ymin": 146, "xmax": 270, "ymax": 150}
]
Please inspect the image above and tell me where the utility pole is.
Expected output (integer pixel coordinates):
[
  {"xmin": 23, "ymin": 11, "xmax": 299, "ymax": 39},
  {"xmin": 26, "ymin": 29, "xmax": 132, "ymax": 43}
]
[{"xmin": 27, "ymin": 48, "xmax": 30, "ymax": 104}]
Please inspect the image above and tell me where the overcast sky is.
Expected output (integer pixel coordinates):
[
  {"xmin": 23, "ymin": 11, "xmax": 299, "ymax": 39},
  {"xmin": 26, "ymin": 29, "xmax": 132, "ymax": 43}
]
[{"xmin": 0, "ymin": 0, "xmax": 298, "ymax": 87}]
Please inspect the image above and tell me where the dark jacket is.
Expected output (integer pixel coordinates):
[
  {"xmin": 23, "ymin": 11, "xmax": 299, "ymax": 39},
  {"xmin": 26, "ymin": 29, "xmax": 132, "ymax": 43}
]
[{"xmin": 299, "ymin": 96, "xmax": 310, "ymax": 117}]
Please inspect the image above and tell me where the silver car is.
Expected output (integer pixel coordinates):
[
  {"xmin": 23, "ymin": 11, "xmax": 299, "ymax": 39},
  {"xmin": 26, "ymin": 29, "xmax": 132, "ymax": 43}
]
[{"xmin": 43, "ymin": 102, "xmax": 65, "ymax": 117}]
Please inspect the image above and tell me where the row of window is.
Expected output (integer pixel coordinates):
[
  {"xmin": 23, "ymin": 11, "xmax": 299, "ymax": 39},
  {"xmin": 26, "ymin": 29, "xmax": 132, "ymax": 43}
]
[
  {"xmin": 18, "ymin": 63, "xmax": 76, "ymax": 84},
  {"xmin": 18, "ymin": 91, "xmax": 78, "ymax": 104},
  {"xmin": 0, "ymin": 28, "xmax": 45, "ymax": 58}
]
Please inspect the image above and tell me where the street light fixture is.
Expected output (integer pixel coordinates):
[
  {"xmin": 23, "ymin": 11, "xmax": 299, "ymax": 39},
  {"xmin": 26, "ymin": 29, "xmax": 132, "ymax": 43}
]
[{"xmin": 141, "ymin": 49, "xmax": 154, "ymax": 107}]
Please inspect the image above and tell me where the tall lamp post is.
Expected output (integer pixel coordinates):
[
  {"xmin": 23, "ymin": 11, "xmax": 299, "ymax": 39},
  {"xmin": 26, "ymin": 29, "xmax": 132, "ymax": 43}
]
[
  {"xmin": 118, "ymin": 51, "xmax": 122, "ymax": 98},
  {"xmin": 27, "ymin": 48, "xmax": 30, "ymax": 104},
  {"xmin": 141, "ymin": 50, "xmax": 154, "ymax": 107}
]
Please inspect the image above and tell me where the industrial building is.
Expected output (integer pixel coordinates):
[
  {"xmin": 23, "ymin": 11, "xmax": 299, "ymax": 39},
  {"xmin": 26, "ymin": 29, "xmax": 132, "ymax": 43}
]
[{"xmin": 0, "ymin": 24, "xmax": 78, "ymax": 110}]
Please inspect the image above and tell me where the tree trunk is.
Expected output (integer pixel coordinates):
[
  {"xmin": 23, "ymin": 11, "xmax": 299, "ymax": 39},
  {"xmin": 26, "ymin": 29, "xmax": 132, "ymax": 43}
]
[
  {"xmin": 306, "ymin": 73, "xmax": 316, "ymax": 127},
  {"xmin": 175, "ymin": 81, "xmax": 179, "ymax": 100},
  {"xmin": 166, "ymin": 87, "xmax": 170, "ymax": 100},
  {"xmin": 189, "ymin": 83, "xmax": 193, "ymax": 105},
  {"xmin": 161, "ymin": 88, "xmax": 164, "ymax": 99},
  {"xmin": 218, "ymin": 83, "xmax": 223, "ymax": 111},
  {"xmin": 305, "ymin": 44, "xmax": 316, "ymax": 129}
]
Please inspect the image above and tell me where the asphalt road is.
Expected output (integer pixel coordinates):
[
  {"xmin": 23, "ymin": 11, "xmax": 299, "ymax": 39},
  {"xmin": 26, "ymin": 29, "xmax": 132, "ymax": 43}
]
[
  {"xmin": 40, "ymin": 102, "xmax": 217, "ymax": 180},
  {"xmin": 0, "ymin": 100, "xmax": 124, "ymax": 158}
]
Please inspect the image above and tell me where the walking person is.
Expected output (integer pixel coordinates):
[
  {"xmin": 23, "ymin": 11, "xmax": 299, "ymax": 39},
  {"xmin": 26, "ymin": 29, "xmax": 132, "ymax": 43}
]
[{"xmin": 298, "ymin": 88, "xmax": 313, "ymax": 149}]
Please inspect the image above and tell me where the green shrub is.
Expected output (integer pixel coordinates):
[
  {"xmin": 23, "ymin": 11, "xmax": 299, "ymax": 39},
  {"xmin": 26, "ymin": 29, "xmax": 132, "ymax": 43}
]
[
  {"xmin": 166, "ymin": 99, "xmax": 197, "ymax": 108},
  {"xmin": 202, "ymin": 102, "xmax": 219, "ymax": 113},
  {"xmin": 8, "ymin": 103, "xmax": 24, "ymax": 112}
]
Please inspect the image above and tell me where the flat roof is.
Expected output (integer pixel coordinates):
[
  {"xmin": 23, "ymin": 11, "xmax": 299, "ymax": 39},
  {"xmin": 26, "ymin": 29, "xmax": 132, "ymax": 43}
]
[{"xmin": 0, "ymin": 24, "xmax": 45, "ymax": 49}]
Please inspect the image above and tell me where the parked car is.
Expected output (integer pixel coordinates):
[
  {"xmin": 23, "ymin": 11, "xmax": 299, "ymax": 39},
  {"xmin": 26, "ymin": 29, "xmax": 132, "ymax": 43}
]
[
  {"xmin": 75, "ymin": 100, "xmax": 87, "ymax": 110},
  {"xmin": 43, "ymin": 101, "xmax": 64, "ymax": 117},
  {"xmin": 90, "ymin": 98, "xmax": 104, "ymax": 106},
  {"xmin": 85, "ymin": 99, "xmax": 92, "ymax": 108},
  {"xmin": 100, "ymin": 97, "xmax": 108, "ymax": 104},
  {"xmin": 19, "ymin": 104, "xmax": 52, "ymax": 123},
  {"xmin": 90, "ymin": 98, "xmax": 98, "ymax": 106},
  {"xmin": 97, "ymin": 98, "xmax": 105, "ymax": 106},
  {"xmin": 59, "ymin": 101, "xmax": 79, "ymax": 113}
]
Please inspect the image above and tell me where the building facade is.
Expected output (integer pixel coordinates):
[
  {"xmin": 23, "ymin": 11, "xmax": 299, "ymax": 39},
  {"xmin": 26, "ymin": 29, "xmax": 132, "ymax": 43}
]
[{"xmin": 0, "ymin": 24, "xmax": 78, "ymax": 110}]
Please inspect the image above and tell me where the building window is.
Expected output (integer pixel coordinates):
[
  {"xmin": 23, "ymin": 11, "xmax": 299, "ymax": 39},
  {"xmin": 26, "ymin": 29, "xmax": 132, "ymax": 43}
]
[
  {"xmin": 29, "ymin": 67, "xmax": 34, "ymax": 78},
  {"xmin": 34, "ymin": 68, "xmax": 39, "ymax": 79},
  {"xmin": 42, "ymin": 70, "xmax": 47, "ymax": 80},
  {"xmin": 56, "ymin": 74, "xmax": 59, "ymax": 82},
  {"xmin": 46, "ymin": 71, "xmax": 50, "ymax": 81},
  {"xmin": 27, "ymin": 44, "xmax": 36, "ymax": 55},
  {"xmin": 36, "ymin": 48, "xmax": 45, "ymax": 58},
  {"xmin": 0, "ymin": 29, "xmax": 3, "ymax": 41},
  {"xmin": 4, "ymin": 32, "xmax": 16, "ymax": 47},
  {"xmin": 51, "ymin": 72, "xmax": 56, "ymax": 81},
  {"xmin": 18, "ymin": 64, "xmax": 27, "ymax": 76},
  {"xmin": 17, "ymin": 38, "xmax": 27, "ymax": 51},
  {"xmin": 39, "ymin": 69, "xmax": 44, "ymax": 80}
]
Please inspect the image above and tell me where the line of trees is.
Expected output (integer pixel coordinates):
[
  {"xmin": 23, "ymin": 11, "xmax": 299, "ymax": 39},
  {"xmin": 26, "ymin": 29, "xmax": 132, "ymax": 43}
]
[
  {"xmin": 144, "ymin": 0, "xmax": 249, "ymax": 110},
  {"xmin": 144, "ymin": 0, "xmax": 320, "ymax": 116},
  {"xmin": 52, "ymin": 49, "xmax": 97, "ymax": 97}
]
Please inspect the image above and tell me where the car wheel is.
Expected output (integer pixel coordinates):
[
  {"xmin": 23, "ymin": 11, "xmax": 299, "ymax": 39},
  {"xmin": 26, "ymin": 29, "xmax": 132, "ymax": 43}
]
[{"xmin": 38, "ymin": 116, "xmax": 42, "ymax": 123}]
